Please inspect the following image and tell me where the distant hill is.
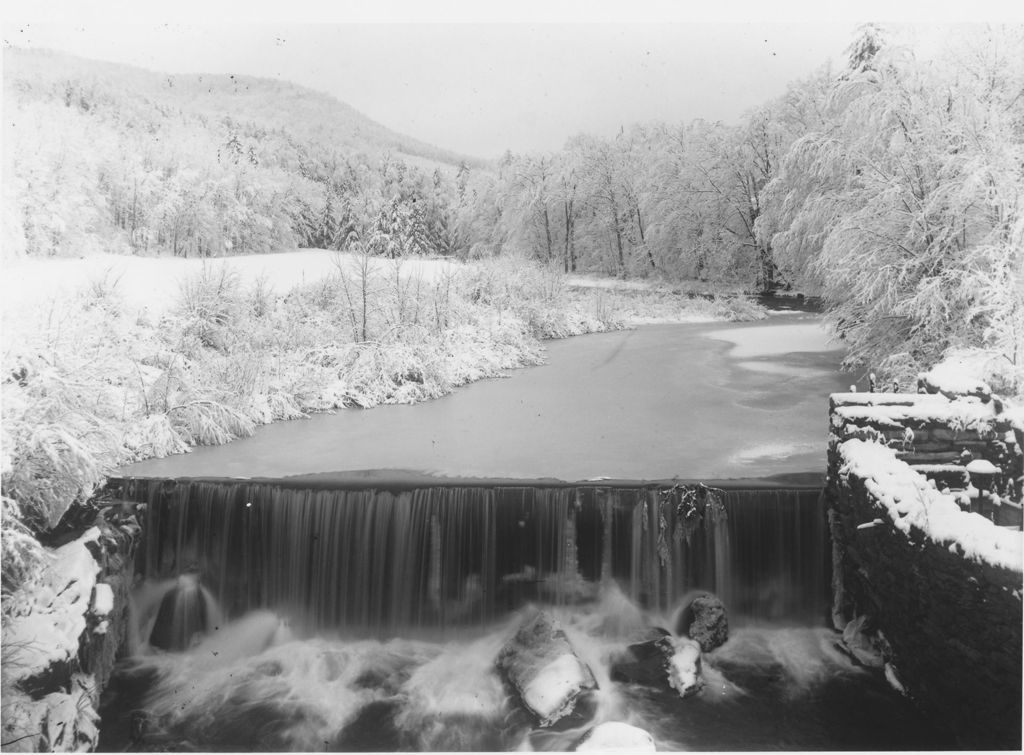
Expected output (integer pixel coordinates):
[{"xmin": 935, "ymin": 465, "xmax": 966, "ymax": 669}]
[
  {"xmin": 2, "ymin": 47, "xmax": 491, "ymax": 260},
  {"xmin": 3, "ymin": 47, "xmax": 487, "ymax": 171}
]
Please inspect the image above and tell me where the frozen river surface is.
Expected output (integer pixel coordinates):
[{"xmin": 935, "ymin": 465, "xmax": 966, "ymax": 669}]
[{"xmin": 118, "ymin": 313, "xmax": 848, "ymax": 482}]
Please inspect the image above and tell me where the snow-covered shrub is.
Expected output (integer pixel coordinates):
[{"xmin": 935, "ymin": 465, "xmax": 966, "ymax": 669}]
[
  {"xmin": 711, "ymin": 295, "xmax": 767, "ymax": 322},
  {"xmin": 79, "ymin": 267, "xmax": 125, "ymax": 316},
  {"xmin": 121, "ymin": 413, "xmax": 190, "ymax": 461},
  {"xmin": 166, "ymin": 400, "xmax": 257, "ymax": 447},
  {"xmin": 1, "ymin": 366, "xmax": 118, "ymax": 532},
  {"xmin": 926, "ymin": 348, "xmax": 1023, "ymax": 399},
  {"xmin": 335, "ymin": 337, "xmax": 441, "ymax": 408},
  {"xmin": 1, "ymin": 497, "xmax": 51, "ymax": 607},
  {"xmin": 459, "ymin": 256, "xmax": 563, "ymax": 311},
  {"xmin": 247, "ymin": 274, "xmax": 275, "ymax": 320},
  {"xmin": 175, "ymin": 263, "xmax": 245, "ymax": 352},
  {"xmin": 249, "ymin": 390, "xmax": 307, "ymax": 424}
]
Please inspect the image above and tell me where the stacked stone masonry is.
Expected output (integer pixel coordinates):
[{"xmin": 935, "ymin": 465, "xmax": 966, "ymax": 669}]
[
  {"xmin": 829, "ymin": 390, "xmax": 1023, "ymax": 526},
  {"xmin": 827, "ymin": 386, "xmax": 1023, "ymax": 750},
  {"xmin": 2, "ymin": 503, "xmax": 140, "ymax": 752}
]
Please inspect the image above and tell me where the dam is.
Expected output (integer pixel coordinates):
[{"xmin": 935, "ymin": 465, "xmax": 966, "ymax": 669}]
[{"xmin": 95, "ymin": 313, "xmax": 966, "ymax": 751}]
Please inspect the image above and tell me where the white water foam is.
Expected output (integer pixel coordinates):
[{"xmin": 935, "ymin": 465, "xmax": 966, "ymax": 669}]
[{"xmin": 118, "ymin": 582, "xmax": 876, "ymax": 752}]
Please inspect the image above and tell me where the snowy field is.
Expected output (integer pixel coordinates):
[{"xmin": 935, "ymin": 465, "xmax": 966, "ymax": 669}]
[
  {"xmin": 565, "ymin": 274, "xmax": 655, "ymax": 291},
  {"xmin": 1, "ymin": 250, "xmax": 756, "ymax": 337},
  {"xmin": 0, "ymin": 250, "xmax": 457, "ymax": 321}
]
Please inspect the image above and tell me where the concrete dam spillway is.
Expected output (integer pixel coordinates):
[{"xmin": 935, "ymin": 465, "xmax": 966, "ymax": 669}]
[{"xmin": 98, "ymin": 315, "xmax": 956, "ymax": 751}]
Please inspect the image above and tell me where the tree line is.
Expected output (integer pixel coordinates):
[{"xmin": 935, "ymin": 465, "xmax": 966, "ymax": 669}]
[{"xmin": 484, "ymin": 24, "xmax": 1023, "ymax": 382}]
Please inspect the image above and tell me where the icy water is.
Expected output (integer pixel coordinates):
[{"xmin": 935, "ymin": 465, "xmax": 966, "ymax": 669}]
[
  {"xmin": 118, "ymin": 314, "xmax": 850, "ymax": 482},
  {"xmin": 100, "ymin": 315, "xmax": 955, "ymax": 750}
]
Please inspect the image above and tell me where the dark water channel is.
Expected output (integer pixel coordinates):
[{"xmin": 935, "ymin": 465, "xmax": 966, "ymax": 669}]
[{"xmin": 100, "ymin": 315, "xmax": 956, "ymax": 751}]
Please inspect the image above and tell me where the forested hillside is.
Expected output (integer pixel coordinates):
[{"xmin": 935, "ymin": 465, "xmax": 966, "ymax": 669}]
[{"xmin": 2, "ymin": 47, "xmax": 487, "ymax": 260}]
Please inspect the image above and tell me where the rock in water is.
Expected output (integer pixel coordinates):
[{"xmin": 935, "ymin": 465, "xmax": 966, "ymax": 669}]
[
  {"xmin": 575, "ymin": 721, "xmax": 656, "ymax": 751},
  {"xmin": 611, "ymin": 631, "xmax": 703, "ymax": 698},
  {"xmin": 676, "ymin": 593, "xmax": 729, "ymax": 652},
  {"xmin": 497, "ymin": 611, "xmax": 597, "ymax": 727},
  {"xmin": 610, "ymin": 630, "xmax": 674, "ymax": 688},
  {"xmin": 840, "ymin": 615, "xmax": 884, "ymax": 668}
]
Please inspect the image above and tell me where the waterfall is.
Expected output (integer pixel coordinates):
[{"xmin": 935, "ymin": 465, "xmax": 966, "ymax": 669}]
[{"xmin": 118, "ymin": 478, "xmax": 827, "ymax": 638}]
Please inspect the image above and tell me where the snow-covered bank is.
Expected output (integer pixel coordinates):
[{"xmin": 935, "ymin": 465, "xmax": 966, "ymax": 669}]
[
  {"xmin": 1, "ymin": 250, "xmax": 771, "ymax": 542},
  {"xmin": 1, "ymin": 250, "xmax": 766, "ymax": 541}
]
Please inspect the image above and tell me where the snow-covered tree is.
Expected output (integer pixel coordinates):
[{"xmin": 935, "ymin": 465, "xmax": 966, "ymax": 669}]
[{"xmin": 762, "ymin": 27, "xmax": 1024, "ymax": 385}]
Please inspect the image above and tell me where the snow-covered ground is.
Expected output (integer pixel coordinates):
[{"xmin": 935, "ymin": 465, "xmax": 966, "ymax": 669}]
[
  {"xmin": 706, "ymin": 322, "xmax": 839, "ymax": 358},
  {"xmin": 0, "ymin": 250, "xmax": 457, "ymax": 321},
  {"xmin": 1, "ymin": 251, "xmax": 761, "ymax": 335},
  {"xmin": 565, "ymin": 274, "xmax": 656, "ymax": 291}
]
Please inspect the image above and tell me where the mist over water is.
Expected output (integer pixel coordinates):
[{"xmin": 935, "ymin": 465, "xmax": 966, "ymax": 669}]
[{"xmin": 103, "ymin": 586, "xmax": 940, "ymax": 752}]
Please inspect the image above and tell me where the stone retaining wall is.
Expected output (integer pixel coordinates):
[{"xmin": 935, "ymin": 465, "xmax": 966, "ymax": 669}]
[
  {"xmin": 1, "ymin": 505, "xmax": 140, "ymax": 753},
  {"xmin": 826, "ymin": 389, "xmax": 1023, "ymax": 750}
]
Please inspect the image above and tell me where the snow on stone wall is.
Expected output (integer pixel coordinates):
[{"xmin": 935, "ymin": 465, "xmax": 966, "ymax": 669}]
[
  {"xmin": 827, "ymin": 452, "xmax": 1022, "ymax": 749},
  {"xmin": 2, "ymin": 509, "xmax": 140, "ymax": 752},
  {"xmin": 826, "ymin": 387, "xmax": 1023, "ymax": 749},
  {"xmin": 829, "ymin": 388, "xmax": 1022, "ymax": 528},
  {"xmin": 830, "ymin": 392, "xmax": 998, "ymax": 433},
  {"xmin": 4, "ymin": 528, "xmax": 102, "ymax": 678},
  {"xmin": 837, "ymin": 439, "xmax": 1021, "ymax": 571}
]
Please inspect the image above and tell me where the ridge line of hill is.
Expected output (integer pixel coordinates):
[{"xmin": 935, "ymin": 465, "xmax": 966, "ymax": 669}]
[{"xmin": 3, "ymin": 45, "xmax": 490, "ymax": 170}]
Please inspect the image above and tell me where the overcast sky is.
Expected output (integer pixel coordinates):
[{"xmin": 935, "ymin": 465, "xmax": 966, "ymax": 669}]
[{"xmin": 1, "ymin": 7, "xmax": 1009, "ymax": 159}]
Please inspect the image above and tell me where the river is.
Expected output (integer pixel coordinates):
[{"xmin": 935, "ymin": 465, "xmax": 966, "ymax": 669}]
[{"xmin": 118, "ymin": 313, "xmax": 850, "ymax": 483}]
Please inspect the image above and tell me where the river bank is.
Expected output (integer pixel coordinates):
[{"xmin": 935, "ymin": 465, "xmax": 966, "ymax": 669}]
[
  {"xmin": 118, "ymin": 316, "xmax": 846, "ymax": 482},
  {"xmin": 2, "ymin": 250, "xmax": 764, "ymax": 533}
]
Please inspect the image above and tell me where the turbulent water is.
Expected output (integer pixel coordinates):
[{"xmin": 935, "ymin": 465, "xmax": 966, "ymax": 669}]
[
  {"xmin": 100, "ymin": 590, "xmax": 944, "ymax": 751},
  {"xmin": 97, "ymin": 480, "xmax": 949, "ymax": 751}
]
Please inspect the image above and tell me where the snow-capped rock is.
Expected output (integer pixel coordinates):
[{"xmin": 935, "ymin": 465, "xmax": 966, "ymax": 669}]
[
  {"xmin": 665, "ymin": 636, "xmax": 703, "ymax": 697},
  {"xmin": 496, "ymin": 611, "xmax": 597, "ymax": 727}
]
